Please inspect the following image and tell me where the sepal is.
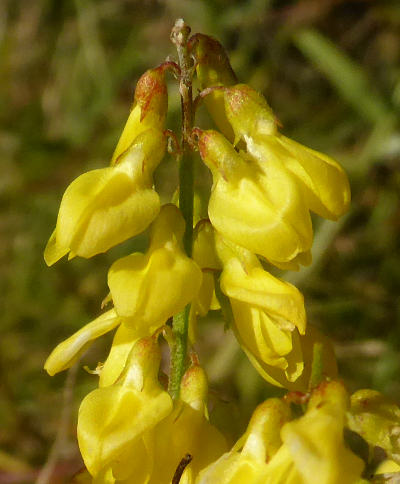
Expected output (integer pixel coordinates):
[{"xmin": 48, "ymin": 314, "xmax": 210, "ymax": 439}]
[
  {"xmin": 111, "ymin": 65, "xmax": 168, "ymax": 165},
  {"xmin": 191, "ymin": 33, "xmax": 237, "ymax": 142}
]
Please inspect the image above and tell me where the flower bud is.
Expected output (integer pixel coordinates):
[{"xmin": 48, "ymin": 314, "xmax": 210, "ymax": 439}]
[
  {"xmin": 148, "ymin": 363, "xmax": 228, "ymax": 484},
  {"xmin": 108, "ymin": 204, "xmax": 202, "ymax": 332},
  {"xmin": 196, "ymin": 398, "xmax": 290, "ymax": 483},
  {"xmin": 180, "ymin": 364, "xmax": 209, "ymax": 413},
  {"xmin": 44, "ymin": 128, "xmax": 166, "ymax": 265},
  {"xmin": 198, "ymin": 129, "xmax": 312, "ymax": 264},
  {"xmin": 111, "ymin": 65, "xmax": 168, "ymax": 165},
  {"xmin": 192, "ymin": 33, "xmax": 237, "ymax": 142},
  {"xmin": 224, "ymin": 84, "xmax": 277, "ymax": 145}
]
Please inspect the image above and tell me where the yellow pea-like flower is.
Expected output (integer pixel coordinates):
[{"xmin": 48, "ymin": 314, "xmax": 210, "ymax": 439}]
[
  {"xmin": 197, "ymin": 382, "xmax": 363, "ymax": 484},
  {"xmin": 77, "ymin": 336, "xmax": 173, "ymax": 480},
  {"xmin": 93, "ymin": 364, "xmax": 227, "ymax": 484},
  {"xmin": 269, "ymin": 381, "xmax": 364, "ymax": 484},
  {"xmin": 108, "ymin": 204, "xmax": 202, "ymax": 331},
  {"xmin": 44, "ymin": 128, "xmax": 166, "ymax": 265},
  {"xmin": 196, "ymin": 398, "xmax": 291, "ymax": 484},
  {"xmin": 44, "ymin": 309, "xmax": 121, "ymax": 376},
  {"xmin": 197, "ymin": 129, "xmax": 313, "ymax": 265},
  {"xmin": 191, "ymin": 33, "xmax": 237, "ymax": 143},
  {"xmin": 111, "ymin": 65, "xmax": 168, "ymax": 165},
  {"xmin": 224, "ymin": 84, "xmax": 351, "ymax": 221},
  {"xmin": 144, "ymin": 364, "xmax": 228, "ymax": 484},
  {"xmin": 215, "ymin": 235, "xmax": 337, "ymax": 391},
  {"xmin": 218, "ymin": 241, "xmax": 306, "ymax": 385},
  {"xmin": 348, "ymin": 389, "xmax": 400, "ymax": 464}
]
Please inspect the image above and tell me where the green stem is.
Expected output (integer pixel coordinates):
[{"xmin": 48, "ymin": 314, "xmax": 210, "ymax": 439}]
[
  {"xmin": 309, "ymin": 342, "xmax": 324, "ymax": 390},
  {"xmin": 168, "ymin": 19, "xmax": 194, "ymax": 400}
]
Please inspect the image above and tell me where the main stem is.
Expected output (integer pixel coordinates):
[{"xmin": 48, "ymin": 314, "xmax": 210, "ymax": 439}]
[{"xmin": 168, "ymin": 19, "xmax": 194, "ymax": 400}]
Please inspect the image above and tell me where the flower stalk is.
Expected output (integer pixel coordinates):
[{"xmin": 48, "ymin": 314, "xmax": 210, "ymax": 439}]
[{"xmin": 168, "ymin": 19, "xmax": 195, "ymax": 400}]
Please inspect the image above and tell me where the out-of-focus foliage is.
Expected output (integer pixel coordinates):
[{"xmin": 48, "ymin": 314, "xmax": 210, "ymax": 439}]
[{"xmin": 1, "ymin": 0, "xmax": 399, "ymax": 482}]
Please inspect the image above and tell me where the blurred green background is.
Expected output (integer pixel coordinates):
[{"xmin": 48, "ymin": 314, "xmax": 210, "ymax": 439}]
[{"xmin": 1, "ymin": 0, "xmax": 399, "ymax": 482}]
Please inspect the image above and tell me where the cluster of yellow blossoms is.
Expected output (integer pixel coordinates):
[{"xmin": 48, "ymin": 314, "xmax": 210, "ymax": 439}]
[{"xmin": 44, "ymin": 22, "xmax": 400, "ymax": 484}]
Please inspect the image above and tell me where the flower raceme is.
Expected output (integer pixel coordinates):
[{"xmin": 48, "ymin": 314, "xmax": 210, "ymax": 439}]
[{"xmin": 43, "ymin": 25, "xmax": 365, "ymax": 484}]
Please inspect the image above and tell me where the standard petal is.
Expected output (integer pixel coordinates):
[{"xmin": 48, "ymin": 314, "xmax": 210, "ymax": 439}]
[{"xmin": 77, "ymin": 384, "xmax": 172, "ymax": 477}]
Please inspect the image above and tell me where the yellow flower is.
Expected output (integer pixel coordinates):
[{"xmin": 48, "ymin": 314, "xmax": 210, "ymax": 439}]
[
  {"xmin": 44, "ymin": 309, "xmax": 121, "ymax": 376},
  {"xmin": 144, "ymin": 364, "xmax": 228, "ymax": 484},
  {"xmin": 77, "ymin": 335, "xmax": 173, "ymax": 479},
  {"xmin": 191, "ymin": 33, "xmax": 237, "ymax": 143},
  {"xmin": 197, "ymin": 129, "xmax": 313, "ymax": 265},
  {"xmin": 216, "ymin": 235, "xmax": 306, "ymax": 386},
  {"xmin": 196, "ymin": 398, "xmax": 291, "ymax": 484},
  {"xmin": 197, "ymin": 382, "xmax": 364, "ymax": 484},
  {"xmin": 215, "ymin": 235, "xmax": 337, "ymax": 391},
  {"xmin": 90, "ymin": 363, "xmax": 227, "ymax": 484},
  {"xmin": 348, "ymin": 389, "xmax": 400, "ymax": 464},
  {"xmin": 111, "ymin": 65, "xmax": 168, "ymax": 165},
  {"xmin": 44, "ymin": 128, "xmax": 166, "ymax": 265},
  {"xmin": 270, "ymin": 381, "xmax": 364, "ymax": 484},
  {"xmin": 108, "ymin": 204, "xmax": 202, "ymax": 332},
  {"xmin": 223, "ymin": 84, "xmax": 351, "ymax": 221}
]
